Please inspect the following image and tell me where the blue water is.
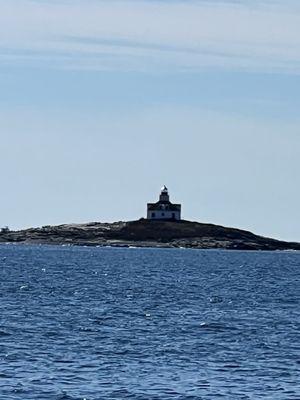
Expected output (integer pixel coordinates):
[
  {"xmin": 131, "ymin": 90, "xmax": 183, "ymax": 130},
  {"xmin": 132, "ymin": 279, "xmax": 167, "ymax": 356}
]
[{"xmin": 0, "ymin": 245, "xmax": 299, "ymax": 400}]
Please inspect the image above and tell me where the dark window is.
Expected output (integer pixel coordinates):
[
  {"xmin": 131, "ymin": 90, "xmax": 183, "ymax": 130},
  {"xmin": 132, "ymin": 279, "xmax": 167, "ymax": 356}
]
[
  {"xmin": 162, "ymin": 213, "xmax": 165, "ymax": 216},
  {"xmin": 151, "ymin": 213, "xmax": 156, "ymax": 218},
  {"xmin": 172, "ymin": 213, "xmax": 175, "ymax": 219}
]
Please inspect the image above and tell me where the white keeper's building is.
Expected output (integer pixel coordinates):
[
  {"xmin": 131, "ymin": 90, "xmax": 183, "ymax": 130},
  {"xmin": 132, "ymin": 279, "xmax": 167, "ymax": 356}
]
[{"xmin": 147, "ymin": 186, "xmax": 181, "ymax": 221}]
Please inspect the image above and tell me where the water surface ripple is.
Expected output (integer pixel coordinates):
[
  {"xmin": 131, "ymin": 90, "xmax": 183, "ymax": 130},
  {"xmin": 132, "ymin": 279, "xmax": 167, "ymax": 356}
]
[{"xmin": 0, "ymin": 245, "xmax": 299, "ymax": 399}]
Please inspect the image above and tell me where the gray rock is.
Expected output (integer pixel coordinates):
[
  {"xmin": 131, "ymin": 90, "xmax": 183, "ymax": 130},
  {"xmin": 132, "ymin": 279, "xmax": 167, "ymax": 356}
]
[{"xmin": 0, "ymin": 219, "xmax": 299, "ymax": 251}]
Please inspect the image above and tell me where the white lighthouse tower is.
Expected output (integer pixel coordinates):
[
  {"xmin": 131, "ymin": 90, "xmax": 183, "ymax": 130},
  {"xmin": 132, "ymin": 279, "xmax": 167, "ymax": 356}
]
[{"xmin": 159, "ymin": 185, "xmax": 170, "ymax": 202}]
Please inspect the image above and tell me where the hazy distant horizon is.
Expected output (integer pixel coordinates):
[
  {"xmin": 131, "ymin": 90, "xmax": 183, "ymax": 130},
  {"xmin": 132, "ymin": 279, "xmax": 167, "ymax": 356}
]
[{"xmin": 1, "ymin": 0, "xmax": 299, "ymax": 242}]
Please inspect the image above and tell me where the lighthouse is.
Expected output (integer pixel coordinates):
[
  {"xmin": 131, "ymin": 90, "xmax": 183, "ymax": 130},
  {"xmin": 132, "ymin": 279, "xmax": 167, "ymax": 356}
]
[{"xmin": 147, "ymin": 186, "xmax": 181, "ymax": 220}]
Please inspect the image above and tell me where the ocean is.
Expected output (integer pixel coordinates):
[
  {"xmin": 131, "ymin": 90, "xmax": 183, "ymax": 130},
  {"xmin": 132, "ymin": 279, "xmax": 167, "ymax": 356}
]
[{"xmin": 0, "ymin": 245, "xmax": 299, "ymax": 399}]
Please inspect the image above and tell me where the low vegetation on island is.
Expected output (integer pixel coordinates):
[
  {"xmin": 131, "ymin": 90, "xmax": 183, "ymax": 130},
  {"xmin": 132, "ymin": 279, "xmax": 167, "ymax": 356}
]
[{"xmin": 0, "ymin": 219, "xmax": 299, "ymax": 251}]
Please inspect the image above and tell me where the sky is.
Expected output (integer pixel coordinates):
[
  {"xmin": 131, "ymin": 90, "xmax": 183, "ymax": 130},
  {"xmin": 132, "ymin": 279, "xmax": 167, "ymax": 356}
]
[{"xmin": 0, "ymin": 0, "xmax": 300, "ymax": 241}]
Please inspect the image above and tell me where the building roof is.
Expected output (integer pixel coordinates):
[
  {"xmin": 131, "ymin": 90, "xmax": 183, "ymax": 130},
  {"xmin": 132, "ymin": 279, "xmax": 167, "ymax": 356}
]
[{"xmin": 147, "ymin": 201, "xmax": 181, "ymax": 211}]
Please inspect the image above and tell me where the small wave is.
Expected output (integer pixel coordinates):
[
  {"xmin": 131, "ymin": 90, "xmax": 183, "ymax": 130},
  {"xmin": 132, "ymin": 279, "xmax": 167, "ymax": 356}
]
[
  {"xmin": 199, "ymin": 322, "xmax": 238, "ymax": 332},
  {"xmin": 209, "ymin": 296, "xmax": 223, "ymax": 303},
  {"xmin": 54, "ymin": 360, "xmax": 74, "ymax": 366},
  {"xmin": 0, "ymin": 330, "xmax": 11, "ymax": 336},
  {"xmin": 56, "ymin": 393, "xmax": 83, "ymax": 400},
  {"xmin": 0, "ymin": 373, "xmax": 11, "ymax": 378},
  {"xmin": 44, "ymin": 330, "xmax": 61, "ymax": 338},
  {"xmin": 19, "ymin": 284, "xmax": 29, "ymax": 291}
]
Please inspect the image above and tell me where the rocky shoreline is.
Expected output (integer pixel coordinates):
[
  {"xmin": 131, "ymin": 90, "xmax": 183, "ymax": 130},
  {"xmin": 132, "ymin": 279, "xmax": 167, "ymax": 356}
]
[{"xmin": 0, "ymin": 219, "xmax": 299, "ymax": 251}]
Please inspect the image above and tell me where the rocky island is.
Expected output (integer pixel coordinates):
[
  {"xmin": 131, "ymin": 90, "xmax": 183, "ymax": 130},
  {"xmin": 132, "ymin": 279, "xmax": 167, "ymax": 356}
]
[
  {"xmin": 1, "ymin": 219, "xmax": 299, "ymax": 251},
  {"xmin": 1, "ymin": 188, "xmax": 299, "ymax": 251}
]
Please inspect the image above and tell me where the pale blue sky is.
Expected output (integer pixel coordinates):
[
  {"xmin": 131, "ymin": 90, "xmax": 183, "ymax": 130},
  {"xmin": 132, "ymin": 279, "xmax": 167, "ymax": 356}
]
[{"xmin": 0, "ymin": 0, "xmax": 300, "ymax": 241}]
